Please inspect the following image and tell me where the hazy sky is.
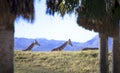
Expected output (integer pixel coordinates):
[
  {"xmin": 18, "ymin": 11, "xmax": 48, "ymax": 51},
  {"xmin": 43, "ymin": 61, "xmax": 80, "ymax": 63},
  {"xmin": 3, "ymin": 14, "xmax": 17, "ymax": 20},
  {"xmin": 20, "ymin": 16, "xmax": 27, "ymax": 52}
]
[{"xmin": 14, "ymin": 0, "xmax": 98, "ymax": 42}]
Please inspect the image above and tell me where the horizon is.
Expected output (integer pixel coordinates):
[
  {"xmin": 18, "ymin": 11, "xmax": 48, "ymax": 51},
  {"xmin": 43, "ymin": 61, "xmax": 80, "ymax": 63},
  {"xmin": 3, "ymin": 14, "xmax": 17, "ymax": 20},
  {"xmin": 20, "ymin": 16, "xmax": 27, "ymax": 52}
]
[
  {"xmin": 14, "ymin": 0, "xmax": 98, "ymax": 43},
  {"xmin": 14, "ymin": 34, "xmax": 98, "ymax": 43}
]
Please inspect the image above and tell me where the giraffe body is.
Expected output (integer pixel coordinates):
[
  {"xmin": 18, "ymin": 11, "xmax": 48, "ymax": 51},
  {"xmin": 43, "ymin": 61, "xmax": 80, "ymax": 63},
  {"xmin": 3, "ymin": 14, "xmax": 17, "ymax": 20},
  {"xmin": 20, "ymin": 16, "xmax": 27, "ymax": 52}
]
[
  {"xmin": 51, "ymin": 39, "xmax": 72, "ymax": 51},
  {"xmin": 23, "ymin": 40, "xmax": 40, "ymax": 51},
  {"xmin": 82, "ymin": 47, "xmax": 98, "ymax": 50}
]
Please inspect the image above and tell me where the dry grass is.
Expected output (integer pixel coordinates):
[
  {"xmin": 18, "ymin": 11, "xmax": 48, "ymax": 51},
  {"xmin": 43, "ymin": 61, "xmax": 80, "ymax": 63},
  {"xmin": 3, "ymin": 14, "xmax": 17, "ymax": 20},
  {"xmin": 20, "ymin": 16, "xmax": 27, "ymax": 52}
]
[{"xmin": 14, "ymin": 50, "xmax": 112, "ymax": 73}]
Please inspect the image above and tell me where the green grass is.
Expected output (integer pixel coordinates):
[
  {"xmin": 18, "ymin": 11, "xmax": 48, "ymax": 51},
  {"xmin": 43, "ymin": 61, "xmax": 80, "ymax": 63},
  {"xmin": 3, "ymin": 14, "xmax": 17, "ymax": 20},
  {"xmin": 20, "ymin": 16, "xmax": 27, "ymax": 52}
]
[{"xmin": 14, "ymin": 50, "xmax": 112, "ymax": 73}]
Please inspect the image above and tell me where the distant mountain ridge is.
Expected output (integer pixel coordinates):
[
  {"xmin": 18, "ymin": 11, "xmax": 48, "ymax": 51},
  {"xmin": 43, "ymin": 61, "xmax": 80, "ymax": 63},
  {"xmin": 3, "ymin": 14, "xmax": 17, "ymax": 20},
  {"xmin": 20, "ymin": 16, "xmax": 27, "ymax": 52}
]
[
  {"xmin": 14, "ymin": 35, "xmax": 112, "ymax": 52},
  {"xmin": 14, "ymin": 38, "xmax": 83, "ymax": 51}
]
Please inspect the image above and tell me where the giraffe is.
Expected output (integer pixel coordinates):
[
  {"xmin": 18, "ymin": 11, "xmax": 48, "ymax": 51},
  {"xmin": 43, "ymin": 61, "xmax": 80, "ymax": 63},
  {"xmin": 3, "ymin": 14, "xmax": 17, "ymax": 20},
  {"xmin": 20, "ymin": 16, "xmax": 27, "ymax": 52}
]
[
  {"xmin": 51, "ymin": 39, "xmax": 73, "ymax": 51},
  {"xmin": 82, "ymin": 47, "xmax": 98, "ymax": 50},
  {"xmin": 22, "ymin": 40, "xmax": 40, "ymax": 51}
]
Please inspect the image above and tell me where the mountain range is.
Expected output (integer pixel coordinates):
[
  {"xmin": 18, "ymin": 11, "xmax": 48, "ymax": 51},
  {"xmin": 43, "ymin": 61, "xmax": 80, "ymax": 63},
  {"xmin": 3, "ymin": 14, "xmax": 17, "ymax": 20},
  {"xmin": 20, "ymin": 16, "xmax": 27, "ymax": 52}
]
[{"xmin": 14, "ymin": 35, "xmax": 112, "ymax": 52}]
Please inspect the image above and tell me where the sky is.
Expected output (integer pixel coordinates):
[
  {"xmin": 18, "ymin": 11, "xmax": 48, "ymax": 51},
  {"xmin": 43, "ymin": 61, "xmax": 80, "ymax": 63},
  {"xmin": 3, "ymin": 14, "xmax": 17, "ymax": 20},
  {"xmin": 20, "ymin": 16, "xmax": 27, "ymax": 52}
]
[{"xmin": 14, "ymin": 0, "xmax": 98, "ymax": 43}]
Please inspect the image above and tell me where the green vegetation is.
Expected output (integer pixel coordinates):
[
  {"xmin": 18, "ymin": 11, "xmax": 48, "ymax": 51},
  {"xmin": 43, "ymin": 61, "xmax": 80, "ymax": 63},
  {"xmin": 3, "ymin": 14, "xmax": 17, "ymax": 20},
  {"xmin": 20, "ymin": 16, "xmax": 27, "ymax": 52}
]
[{"xmin": 14, "ymin": 50, "xmax": 112, "ymax": 73}]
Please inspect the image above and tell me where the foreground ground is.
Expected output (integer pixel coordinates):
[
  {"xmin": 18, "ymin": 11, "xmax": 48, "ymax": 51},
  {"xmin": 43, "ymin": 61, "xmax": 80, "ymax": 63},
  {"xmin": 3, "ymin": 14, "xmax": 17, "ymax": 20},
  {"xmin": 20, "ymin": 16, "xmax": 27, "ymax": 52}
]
[{"xmin": 14, "ymin": 50, "xmax": 112, "ymax": 73}]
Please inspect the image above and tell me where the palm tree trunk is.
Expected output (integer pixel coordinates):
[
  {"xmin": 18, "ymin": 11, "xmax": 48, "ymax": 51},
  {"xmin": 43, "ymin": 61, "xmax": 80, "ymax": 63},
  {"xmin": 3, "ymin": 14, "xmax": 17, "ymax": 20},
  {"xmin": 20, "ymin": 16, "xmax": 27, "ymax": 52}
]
[
  {"xmin": 112, "ymin": 23, "xmax": 120, "ymax": 73},
  {"xmin": 112, "ymin": 36, "xmax": 120, "ymax": 73},
  {"xmin": 99, "ymin": 33, "xmax": 109, "ymax": 73},
  {"xmin": 0, "ymin": 29, "xmax": 14, "ymax": 73}
]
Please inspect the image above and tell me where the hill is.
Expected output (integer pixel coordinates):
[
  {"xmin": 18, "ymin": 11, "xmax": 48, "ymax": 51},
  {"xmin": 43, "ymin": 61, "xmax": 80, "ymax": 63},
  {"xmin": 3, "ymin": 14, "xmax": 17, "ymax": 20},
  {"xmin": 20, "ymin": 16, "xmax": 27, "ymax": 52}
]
[
  {"xmin": 14, "ymin": 35, "xmax": 112, "ymax": 51},
  {"xmin": 14, "ymin": 38, "xmax": 82, "ymax": 51}
]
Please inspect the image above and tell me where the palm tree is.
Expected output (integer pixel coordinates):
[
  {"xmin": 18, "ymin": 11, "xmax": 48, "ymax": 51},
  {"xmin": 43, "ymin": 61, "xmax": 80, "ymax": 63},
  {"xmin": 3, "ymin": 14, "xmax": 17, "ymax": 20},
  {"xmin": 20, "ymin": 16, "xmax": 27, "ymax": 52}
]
[
  {"xmin": 0, "ymin": 0, "xmax": 119, "ymax": 73},
  {"xmin": 46, "ymin": 0, "xmax": 120, "ymax": 73},
  {"xmin": 0, "ymin": 0, "xmax": 34, "ymax": 73}
]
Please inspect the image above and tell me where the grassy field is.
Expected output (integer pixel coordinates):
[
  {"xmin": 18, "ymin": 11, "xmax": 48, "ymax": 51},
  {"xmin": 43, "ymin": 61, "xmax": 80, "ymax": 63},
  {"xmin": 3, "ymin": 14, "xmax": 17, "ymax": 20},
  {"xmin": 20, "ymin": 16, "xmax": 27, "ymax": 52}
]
[{"xmin": 14, "ymin": 50, "xmax": 112, "ymax": 73}]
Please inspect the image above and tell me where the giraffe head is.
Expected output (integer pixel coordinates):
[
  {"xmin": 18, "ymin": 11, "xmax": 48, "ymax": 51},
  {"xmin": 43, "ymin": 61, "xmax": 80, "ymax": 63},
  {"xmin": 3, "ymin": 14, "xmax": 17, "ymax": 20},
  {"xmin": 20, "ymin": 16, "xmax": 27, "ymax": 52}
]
[
  {"xmin": 68, "ymin": 39, "xmax": 73, "ymax": 46},
  {"xmin": 34, "ymin": 40, "xmax": 40, "ymax": 46}
]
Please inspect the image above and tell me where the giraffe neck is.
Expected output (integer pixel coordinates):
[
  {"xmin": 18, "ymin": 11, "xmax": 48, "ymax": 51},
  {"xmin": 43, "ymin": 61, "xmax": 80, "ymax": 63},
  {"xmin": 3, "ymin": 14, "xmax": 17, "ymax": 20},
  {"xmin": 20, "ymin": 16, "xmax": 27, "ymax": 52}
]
[
  {"xmin": 53, "ymin": 41, "xmax": 68, "ymax": 51},
  {"xmin": 23, "ymin": 43, "xmax": 35, "ymax": 51},
  {"xmin": 58, "ymin": 41, "xmax": 68, "ymax": 50}
]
